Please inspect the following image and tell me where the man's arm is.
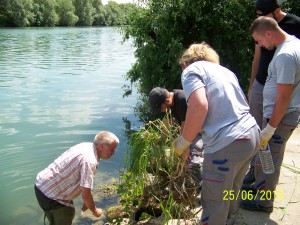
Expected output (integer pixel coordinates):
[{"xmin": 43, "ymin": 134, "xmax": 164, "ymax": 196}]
[
  {"xmin": 248, "ymin": 44, "xmax": 261, "ymax": 99},
  {"xmin": 81, "ymin": 187, "xmax": 102, "ymax": 217},
  {"xmin": 268, "ymin": 83, "xmax": 293, "ymax": 127}
]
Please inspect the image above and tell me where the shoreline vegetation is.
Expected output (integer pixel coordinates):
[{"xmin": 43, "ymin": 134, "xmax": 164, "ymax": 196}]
[{"xmin": 0, "ymin": 0, "xmax": 141, "ymax": 27}]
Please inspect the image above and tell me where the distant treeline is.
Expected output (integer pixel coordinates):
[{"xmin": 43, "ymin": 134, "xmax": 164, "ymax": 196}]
[{"xmin": 0, "ymin": 0, "xmax": 140, "ymax": 27}]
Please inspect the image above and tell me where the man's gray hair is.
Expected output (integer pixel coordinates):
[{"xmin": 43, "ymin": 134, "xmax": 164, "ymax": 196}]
[{"xmin": 94, "ymin": 131, "xmax": 119, "ymax": 146}]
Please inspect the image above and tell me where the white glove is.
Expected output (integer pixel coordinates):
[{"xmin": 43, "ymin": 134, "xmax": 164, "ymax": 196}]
[
  {"xmin": 172, "ymin": 135, "xmax": 192, "ymax": 156},
  {"xmin": 260, "ymin": 123, "xmax": 276, "ymax": 149}
]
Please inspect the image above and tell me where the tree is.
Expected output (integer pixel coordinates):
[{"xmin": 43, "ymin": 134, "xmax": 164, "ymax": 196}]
[
  {"xmin": 122, "ymin": 0, "xmax": 300, "ymax": 122},
  {"xmin": 122, "ymin": 0, "xmax": 255, "ymax": 94},
  {"xmin": 73, "ymin": 0, "xmax": 94, "ymax": 26},
  {"xmin": 119, "ymin": 3, "xmax": 136, "ymax": 25},
  {"xmin": 0, "ymin": 0, "xmax": 9, "ymax": 26},
  {"xmin": 92, "ymin": 0, "xmax": 106, "ymax": 25},
  {"xmin": 118, "ymin": 0, "xmax": 248, "ymax": 121},
  {"xmin": 56, "ymin": 0, "xmax": 78, "ymax": 26},
  {"xmin": 4, "ymin": 0, "xmax": 34, "ymax": 27},
  {"xmin": 103, "ymin": 1, "xmax": 122, "ymax": 25},
  {"xmin": 32, "ymin": 0, "xmax": 58, "ymax": 26}
]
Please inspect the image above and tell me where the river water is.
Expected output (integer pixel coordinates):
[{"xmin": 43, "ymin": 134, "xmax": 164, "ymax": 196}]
[{"xmin": 0, "ymin": 27, "xmax": 138, "ymax": 225}]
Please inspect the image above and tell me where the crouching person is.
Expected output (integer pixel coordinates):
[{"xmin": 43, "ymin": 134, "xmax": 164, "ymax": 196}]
[{"xmin": 34, "ymin": 131, "xmax": 119, "ymax": 225}]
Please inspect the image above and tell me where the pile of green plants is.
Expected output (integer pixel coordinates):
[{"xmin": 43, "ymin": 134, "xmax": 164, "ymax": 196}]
[{"xmin": 116, "ymin": 117, "xmax": 199, "ymax": 224}]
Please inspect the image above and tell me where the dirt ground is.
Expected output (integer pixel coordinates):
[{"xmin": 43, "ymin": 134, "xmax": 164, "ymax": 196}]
[{"xmin": 230, "ymin": 126, "xmax": 300, "ymax": 225}]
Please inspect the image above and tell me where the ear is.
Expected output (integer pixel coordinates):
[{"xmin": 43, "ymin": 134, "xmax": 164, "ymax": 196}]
[
  {"xmin": 165, "ymin": 97, "xmax": 172, "ymax": 104},
  {"xmin": 97, "ymin": 144, "xmax": 104, "ymax": 154},
  {"xmin": 265, "ymin": 31, "xmax": 272, "ymax": 39},
  {"xmin": 183, "ymin": 62, "xmax": 189, "ymax": 69},
  {"xmin": 274, "ymin": 8, "xmax": 280, "ymax": 15}
]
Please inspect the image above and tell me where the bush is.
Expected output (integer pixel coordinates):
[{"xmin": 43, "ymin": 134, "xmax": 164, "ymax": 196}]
[{"xmin": 121, "ymin": 0, "xmax": 300, "ymax": 121}]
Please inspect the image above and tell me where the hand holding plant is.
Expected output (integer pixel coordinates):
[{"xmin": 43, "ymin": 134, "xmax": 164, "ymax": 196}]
[{"xmin": 172, "ymin": 135, "xmax": 192, "ymax": 156}]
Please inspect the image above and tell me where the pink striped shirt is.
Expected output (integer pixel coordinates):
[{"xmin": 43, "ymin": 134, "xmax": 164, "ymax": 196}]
[{"xmin": 35, "ymin": 142, "xmax": 100, "ymax": 207}]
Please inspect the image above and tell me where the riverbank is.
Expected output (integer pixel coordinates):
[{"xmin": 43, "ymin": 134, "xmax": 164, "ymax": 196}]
[{"xmin": 78, "ymin": 126, "xmax": 300, "ymax": 225}]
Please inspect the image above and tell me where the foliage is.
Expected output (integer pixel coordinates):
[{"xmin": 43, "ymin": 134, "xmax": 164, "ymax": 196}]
[
  {"xmin": 0, "ymin": 0, "xmax": 140, "ymax": 27},
  {"xmin": 73, "ymin": 0, "xmax": 94, "ymax": 26},
  {"xmin": 1, "ymin": 0, "xmax": 35, "ymax": 27},
  {"xmin": 92, "ymin": 0, "xmax": 105, "ymax": 25},
  {"xmin": 117, "ymin": 118, "xmax": 199, "ymax": 222},
  {"xmin": 283, "ymin": 0, "xmax": 300, "ymax": 15},
  {"xmin": 56, "ymin": 0, "xmax": 78, "ymax": 26},
  {"xmin": 32, "ymin": 0, "xmax": 58, "ymax": 26},
  {"xmin": 121, "ymin": 0, "xmax": 300, "ymax": 122}
]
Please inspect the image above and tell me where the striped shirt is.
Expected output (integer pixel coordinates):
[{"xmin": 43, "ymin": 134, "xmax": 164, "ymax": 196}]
[{"xmin": 35, "ymin": 142, "xmax": 100, "ymax": 207}]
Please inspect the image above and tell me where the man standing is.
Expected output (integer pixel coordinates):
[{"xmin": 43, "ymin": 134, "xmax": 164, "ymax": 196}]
[
  {"xmin": 244, "ymin": 0, "xmax": 300, "ymax": 184},
  {"xmin": 34, "ymin": 131, "xmax": 119, "ymax": 225},
  {"xmin": 240, "ymin": 16, "xmax": 300, "ymax": 212}
]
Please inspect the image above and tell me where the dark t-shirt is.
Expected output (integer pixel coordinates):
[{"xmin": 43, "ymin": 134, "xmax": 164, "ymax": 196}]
[
  {"xmin": 171, "ymin": 89, "xmax": 187, "ymax": 124},
  {"xmin": 256, "ymin": 13, "xmax": 300, "ymax": 85}
]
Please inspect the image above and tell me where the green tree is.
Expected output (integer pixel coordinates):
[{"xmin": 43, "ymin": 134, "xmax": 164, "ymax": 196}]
[
  {"xmin": 3, "ymin": 0, "xmax": 34, "ymax": 27},
  {"xmin": 122, "ymin": 0, "xmax": 300, "ymax": 122},
  {"xmin": 92, "ymin": 0, "xmax": 106, "ymax": 25},
  {"xmin": 0, "ymin": 0, "xmax": 10, "ymax": 26},
  {"xmin": 32, "ymin": 0, "xmax": 58, "ymax": 26},
  {"xmin": 103, "ymin": 1, "xmax": 122, "ymax": 25},
  {"xmin": 122, "ymin": 0, "xmax": 255, "ymax": 95},
  {"xmin": 119, "ymin": 3, "xmax": 136, "ymax": 24},
  {"xmin": 283, "ymin": 0, "xmax": 300, "ymax": 15},
  {"xmin": 73, "ymin": 0, "xmax": 94, "ymax": 26},
  {"xmin": 120, "ymin": 0, "xmax": 249, "ymax": 121},
  {"xmin": 56, "ymin": 0, "xmax": 78, "ymax": 26}
]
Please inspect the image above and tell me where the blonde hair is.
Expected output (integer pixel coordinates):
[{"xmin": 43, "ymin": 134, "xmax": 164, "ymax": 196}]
[
  {"xmin": 94, "ymin": 131, "xmax": 119, "ymax": 147},
  {"xmin": 179, "ymin": 42, "xmax": 220, "ymax": 67}
]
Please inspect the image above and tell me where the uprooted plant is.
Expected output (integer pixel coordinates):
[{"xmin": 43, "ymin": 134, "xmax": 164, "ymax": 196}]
[{"xmin": 116, "ymin": 114, "xmax": 200, "ymax": 224}]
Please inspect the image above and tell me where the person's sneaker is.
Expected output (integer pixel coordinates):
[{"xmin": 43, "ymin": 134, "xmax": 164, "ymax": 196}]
[
  {"xmin": 243, "ymin": 165, "xmax": 255, "ymax": 184},
  {"xmin": 240, "ymin": 199, "xmax": 273, "ymax": 213}
]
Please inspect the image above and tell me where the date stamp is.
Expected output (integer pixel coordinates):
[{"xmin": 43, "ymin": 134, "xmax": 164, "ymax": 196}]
[{"xmin": 223, "ymin": 189, "xmax": 284, "ymax": 201}]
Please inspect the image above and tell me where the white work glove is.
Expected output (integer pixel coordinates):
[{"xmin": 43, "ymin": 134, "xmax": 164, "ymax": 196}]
[
  {"xmin": 260, "ymin": 123, "xmax": 276, "ymax": 149},
  {"xmin": 172, "ymin": 135, "xmax": 192, "ymax": 156}
]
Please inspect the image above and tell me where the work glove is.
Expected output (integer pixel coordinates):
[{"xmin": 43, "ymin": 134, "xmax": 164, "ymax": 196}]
[
  {"xmin": 172, "ymin": 135, "xmax": 192, "ymax": 156},
  {"xmin": 260, "ymin": 123, "xmax": 276, "ymax": 149}
]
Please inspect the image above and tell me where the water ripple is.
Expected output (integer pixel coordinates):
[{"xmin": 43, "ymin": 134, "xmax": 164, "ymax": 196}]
[{"xmin": 0, "ymin": 27, "xmax": 138, "ymax": 225}]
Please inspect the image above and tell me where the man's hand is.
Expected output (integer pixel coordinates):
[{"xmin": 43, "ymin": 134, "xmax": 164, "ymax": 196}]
[
  {"xmin": 260, "ymin": 123, "xmax": 276, "ymax": 149},
  {"xmin": 172, "ymin": 135, "xmax": 192, "ymax": 156},
  {"xmin": 92, "ymin": 208, "xmax": 102, "ymax": 217}
]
